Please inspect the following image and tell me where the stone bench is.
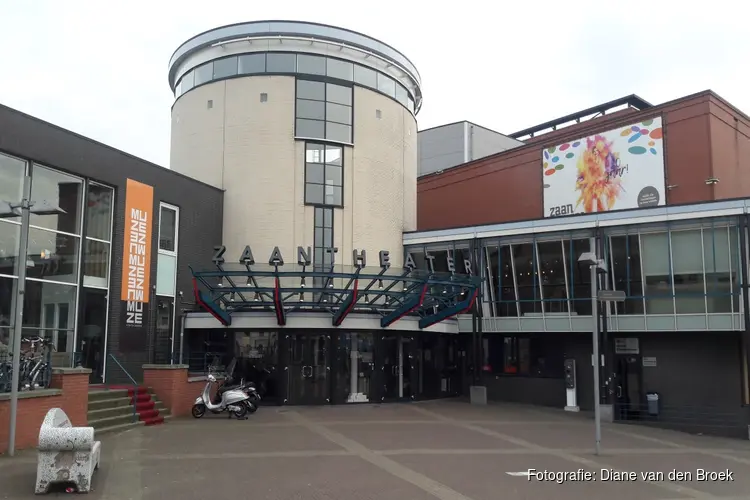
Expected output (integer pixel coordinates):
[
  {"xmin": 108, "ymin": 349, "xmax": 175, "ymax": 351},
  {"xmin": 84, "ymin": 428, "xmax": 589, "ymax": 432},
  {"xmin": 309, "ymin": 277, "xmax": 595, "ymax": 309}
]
[{"xmin": 35, "ymin": 408, "xmax": 101, "ymax": 494}]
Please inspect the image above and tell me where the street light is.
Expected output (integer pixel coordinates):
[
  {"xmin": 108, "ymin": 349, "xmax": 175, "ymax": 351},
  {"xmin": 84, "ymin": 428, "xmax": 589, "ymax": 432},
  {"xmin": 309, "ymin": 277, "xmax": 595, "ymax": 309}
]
[
  {"xmin": 1, "ymin": 175, "xmax": 66, "ymax": 456},
  {"xmin": 578, "ymin": 250, "xmax": 607, "ymax": 456}
]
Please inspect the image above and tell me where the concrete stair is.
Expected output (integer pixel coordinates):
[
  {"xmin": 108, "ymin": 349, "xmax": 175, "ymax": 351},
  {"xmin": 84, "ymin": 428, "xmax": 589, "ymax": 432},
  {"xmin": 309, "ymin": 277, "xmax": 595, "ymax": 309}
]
[{"xmin": 87, "ymin": 387, "xmax": 171, "ymax": 435}]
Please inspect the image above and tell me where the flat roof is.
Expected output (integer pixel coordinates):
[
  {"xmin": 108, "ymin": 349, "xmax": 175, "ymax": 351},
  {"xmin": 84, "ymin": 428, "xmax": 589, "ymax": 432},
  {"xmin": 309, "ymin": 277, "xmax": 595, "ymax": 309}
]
[{"xmin": 403, "ymin": 198, "xmax": 750, "ymax": 245}]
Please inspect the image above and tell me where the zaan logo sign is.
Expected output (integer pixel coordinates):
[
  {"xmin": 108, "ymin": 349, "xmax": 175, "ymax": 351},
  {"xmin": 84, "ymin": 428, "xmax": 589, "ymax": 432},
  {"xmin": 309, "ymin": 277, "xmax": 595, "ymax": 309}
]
[{"xmin": 120, "ymin": 179, "xmax": 153, "ymax": 327}]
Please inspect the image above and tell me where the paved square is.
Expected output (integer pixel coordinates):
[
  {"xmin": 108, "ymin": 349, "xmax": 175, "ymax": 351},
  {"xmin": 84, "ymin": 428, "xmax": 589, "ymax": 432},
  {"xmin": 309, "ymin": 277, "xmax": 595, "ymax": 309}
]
[{"xmin": 3, "ymin": 400, "xmax": 750, "ymax": 499}]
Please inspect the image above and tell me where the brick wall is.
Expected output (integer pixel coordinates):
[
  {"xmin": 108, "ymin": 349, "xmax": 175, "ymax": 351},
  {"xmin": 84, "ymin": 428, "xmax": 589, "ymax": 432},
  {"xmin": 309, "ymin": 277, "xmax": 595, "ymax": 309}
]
[
  {"xmin": 143, "ymin": 364, "xmax": 208, "ymax": 418},
  {"xmin": 0, "ymin": 368, "xmax": 90, "ymax": 453}
]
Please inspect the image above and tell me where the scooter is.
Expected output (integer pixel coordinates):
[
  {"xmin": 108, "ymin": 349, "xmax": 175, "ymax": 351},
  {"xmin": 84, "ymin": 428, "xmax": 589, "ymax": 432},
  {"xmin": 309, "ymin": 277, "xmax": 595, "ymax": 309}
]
[
  {"xmin": 215, "ymin": 377, "xmax": 260, "ymax": 408},
  {"xmin": 191, "ymin": 373, "xmax": 254, "ymax": 419}
]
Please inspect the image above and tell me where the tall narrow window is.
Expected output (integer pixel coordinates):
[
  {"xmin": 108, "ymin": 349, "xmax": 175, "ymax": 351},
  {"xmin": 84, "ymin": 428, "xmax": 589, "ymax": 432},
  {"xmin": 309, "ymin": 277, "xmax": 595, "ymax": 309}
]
[
  {"xmin": 83, "ymin": 182, "xmax": 114, "ymax": 289},
  {"xmin": 313, "ymin": 207, "xmax": 334, "ymax": 300},
  {"xmin": 295, "ymin": 79, "xmax": 353, "ymax": 144},
  {"xmin": 305, "ymin": 143, "xmax": 343, "ymax": 207},
  {"xmin": 157, "ymin": 204, "xmax": 179, "ymax": 297}
]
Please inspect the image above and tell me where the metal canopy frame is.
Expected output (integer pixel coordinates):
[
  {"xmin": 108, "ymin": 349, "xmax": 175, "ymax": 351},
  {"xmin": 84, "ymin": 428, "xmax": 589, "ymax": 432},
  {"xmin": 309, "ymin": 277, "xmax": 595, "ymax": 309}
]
[{"xmin": 189, "ymin": 261, "xmax": 480, "ymax": 329}]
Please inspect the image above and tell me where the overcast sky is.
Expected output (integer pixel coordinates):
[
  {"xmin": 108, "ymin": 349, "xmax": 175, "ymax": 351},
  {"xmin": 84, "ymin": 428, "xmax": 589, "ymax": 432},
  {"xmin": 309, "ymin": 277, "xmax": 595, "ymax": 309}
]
[{"xmin": 0, "ymin": 0, "xmax": 747, "ymax": 168}]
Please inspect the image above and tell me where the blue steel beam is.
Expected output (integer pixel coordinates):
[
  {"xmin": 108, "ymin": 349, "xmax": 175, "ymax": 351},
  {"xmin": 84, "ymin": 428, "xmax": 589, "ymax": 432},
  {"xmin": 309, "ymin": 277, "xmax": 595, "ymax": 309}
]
[
  {"xmin": 333, "ymin": 279, "xmax": 359, "ymax": 326},
  {"xmin": 380, "ymin": 284, "xmax": 428, "ymax": 328},
  {"xmin": 192, "ymin": 278, "xmax": 231, "ymax": 326},
  {"xmin": 418, "ymin": 290, "xmax": 478, "ymax": 329}
]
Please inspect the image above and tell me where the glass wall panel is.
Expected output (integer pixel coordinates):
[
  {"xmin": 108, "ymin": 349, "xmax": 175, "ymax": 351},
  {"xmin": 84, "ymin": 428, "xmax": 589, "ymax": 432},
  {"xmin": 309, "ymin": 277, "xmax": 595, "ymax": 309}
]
[
  {"xmin": 30, "ymin": 165, "xmax": 83, "ymax": 234},
  {"xmin": 85, "ymin": 183, "xmax": 113, "ymax": 241},
  {"xmin": 22, "ymin": 280, "xmax": 76, "ymax": 352},
  {"xmin": 454, "ymin": 246, "xmax": 473, "ymax": 275},
  {"xmin": 484, "ymin": 244, "xmax": 498, "ymax": 315},
  {"xmin": 730, "ymin": 226, "xmax": 740, "ymax": 312},
  {"xmin": 0, "ymin": 276, "xmax": 16, "ymax": 353},
  {"xmin": 498, "ymin": 245, "xmax": 517, "ymax": 316},
  {"xmin": 0, "ymin": 152, "xmax": 26, "ymax": 206},
  {"xmin": 512, "ymin": 243, "xmax": 541, "ymax": 315},
  {"xmin": 671, "ymin": 230, "xmax": 705, "ymax": 313},
  {"xmin": 537, "ymin": 240, "xmax": 568, "ymax": 313},
  {"xmin": 704, "ymin": 226, "xmax": 732, "ymax": 313},
  {"xmin": 609, "ymin": 234, "xmax": 645, "ymax": 314},
  {"xmin": 26, "ymin": 227, "xmax": 79, "ymax": 283},
  {"xmin": 82, "ymin": 239, "xmax": 109, "ymax": 288},
  {"xmin": 425, "ymin": 247, "xmax": 451, "ymax": 273},
  {"xmin": 641, "ymin": 231, "xmax": 673, "ymax": 314},
  {"xmin": 570, "ymin": 239, "xmax": 593, "ymax": 315},
  {"xmin": 0, "ymin": 221, "xmax": 20, "ymax": 277},
  {"xmin": 405, "ymin": 245, "xmax": 426, "ymax": 270},
  {"xmin": 483, "ymin": 335, "xmax": 564, "ymax": 377}
]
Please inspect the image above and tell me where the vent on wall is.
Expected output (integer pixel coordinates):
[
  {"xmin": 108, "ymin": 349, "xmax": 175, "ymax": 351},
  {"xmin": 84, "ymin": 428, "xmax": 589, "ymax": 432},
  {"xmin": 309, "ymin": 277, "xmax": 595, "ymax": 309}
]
[
  {"xmin": 376, "ymin": 109, "xmax": 382, "ymax": 119},
  {"xmin": 207, "ymin": 100, "xmax": 213, "ymax": 109},
  {"xmin": 260, "ymin": 93, "xmax": 268, "ymax": 102}
]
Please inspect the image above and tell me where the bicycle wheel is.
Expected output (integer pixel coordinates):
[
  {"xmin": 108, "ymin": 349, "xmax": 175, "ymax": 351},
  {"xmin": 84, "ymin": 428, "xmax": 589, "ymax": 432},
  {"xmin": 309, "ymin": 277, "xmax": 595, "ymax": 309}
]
[{"xmin": 36, "ymin": 364, "xmax": 52, "ymax": 389}]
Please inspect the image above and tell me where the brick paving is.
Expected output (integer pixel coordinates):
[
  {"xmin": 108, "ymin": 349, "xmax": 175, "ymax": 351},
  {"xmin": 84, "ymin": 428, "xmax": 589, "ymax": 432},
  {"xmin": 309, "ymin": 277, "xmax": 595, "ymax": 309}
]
[{"xmin": 3, "ymin": 400, "xmax": 750, "ymax": 499}]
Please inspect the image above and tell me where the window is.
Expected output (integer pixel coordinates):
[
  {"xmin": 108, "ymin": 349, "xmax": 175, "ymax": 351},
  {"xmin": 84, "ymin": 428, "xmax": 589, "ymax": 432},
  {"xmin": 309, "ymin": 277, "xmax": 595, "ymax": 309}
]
[
  {"xmin": 570, "ymin": 238, "xmax": 594, "ymax": 316},
  {"xmin": 213, "ymin": 57, "xmax": 238, "ymax": 79},
  {"xmin": 512, "ymin": 243, "xmax": 541, "ymax": 315},
  {"xmin": 305, "ymin": 143, "xmax": 343, "ymax": 207},
  {"xmin": 377, "ymin": 73, "xmax": 396, "ymax": 97},
  {"xmin": 159, "ymin": 205, "xmax": 178, "ymax": 253},
  {"xmin": 608, "ymin": 234, "xmax": 644, "ymax": 314},
  {"xmin": 314, "ymin": 208, "xmax": 334, "ymax": 301},
  {"xmin": 395, "ymin": 84, "xmax": 409, "ymax": 107},
  {"xmin": 194, "ymin": 62, "xmax": 213, "ymax": 86},
  {"xmin": 671, "ymin": 230, "xmax": 705, "ymax": 313},
  {"xmin": 484, "ymin": 335, "xmax": 563, "ymax": 377},
  {"xmin": 0, "ymin": 221, "xmax": 20, "ymax": 277},
  {"xmin": 297, "ymin": 54, "xmax": 326, "ymax": 75},
  {"xmin": 157, "ymin": 203, "xmax": 179, "ymax": 297},
  {"xmin": 26, "ymin": 227, "xmax": 79, "ymax": 283},
  {"xmin": 266, "ymin": 53, "xmax": 296, "ymax": 73},
  {"xmin": 326, "ymin": 58, "xmax": 354, "ymax": 81},
  {"xmin": 640, "ymin": 231, "xmax": 673, "ymax": 314},
  {"xmin": 704, "ymin": 226, "xmax": 734, "ymax": 313},
  {"xmin": 178, "ymin": 71, "xmax": 194, "ymax": 95},
  {"xmin": 0, "ymin": 152, "xmax": 26, "ymax": 207},
  {"xmin": 0, "ymin": 276, "xmax": 16, "ymax": 350},
  {"xmin": 353, "ymin": 65, "xmax": 377, "ymax": 89},
  {"xmin": 295, "ymin": 79, "xmax": 353, "ymax": 144},
  {"xmin": 30, "ymin": 164, "xmax": 83, "ymax": 235},
  {"xmin": 238, "ymin": 54, "xmax": 265, "ymax": 74},
  {"xmin": 83, "ymin": 182, "xmax": 113, "ymax": 289},
  {"xmin": 536, "ymin": 240, "xmax": 568, "ymax": 313},
  {"xmin": 22, "ymin": 280, "xmax": 76, "ymax": 353}
]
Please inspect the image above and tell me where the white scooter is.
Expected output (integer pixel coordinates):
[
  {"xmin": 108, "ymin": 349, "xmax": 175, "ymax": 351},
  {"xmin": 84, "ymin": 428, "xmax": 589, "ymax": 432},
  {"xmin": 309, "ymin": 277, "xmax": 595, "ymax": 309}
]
[{"xmin": 192, "ymin": 373, "xmax": 253, "ymax": 419}]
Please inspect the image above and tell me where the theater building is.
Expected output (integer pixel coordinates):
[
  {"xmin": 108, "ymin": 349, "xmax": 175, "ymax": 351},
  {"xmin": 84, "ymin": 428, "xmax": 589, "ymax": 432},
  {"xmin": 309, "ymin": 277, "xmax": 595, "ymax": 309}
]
[
  {"xmin": 0, "ymin": 21, "xmax": 481, "ymax": 408},
  {"xmin": 408, "ymin": 91, "xmax": 750, "ymax": 436}
]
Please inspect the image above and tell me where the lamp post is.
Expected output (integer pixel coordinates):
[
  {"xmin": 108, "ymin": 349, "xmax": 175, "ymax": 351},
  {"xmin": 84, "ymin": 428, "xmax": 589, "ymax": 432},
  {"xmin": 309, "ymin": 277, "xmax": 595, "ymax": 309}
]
[
  {"xmin": 1, "ymin": 175, "xmax": 65, "ymax": 456},
  {"xmin": 577, "ymin": 250, "xmax": 607, "ymax": 456}
]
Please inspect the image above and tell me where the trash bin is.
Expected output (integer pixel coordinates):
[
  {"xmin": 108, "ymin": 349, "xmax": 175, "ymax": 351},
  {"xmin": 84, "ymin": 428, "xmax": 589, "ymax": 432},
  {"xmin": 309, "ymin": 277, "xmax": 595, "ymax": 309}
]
[{"xmin": 646, "ymin": 392, "xmax": 659, "ymax": 417}]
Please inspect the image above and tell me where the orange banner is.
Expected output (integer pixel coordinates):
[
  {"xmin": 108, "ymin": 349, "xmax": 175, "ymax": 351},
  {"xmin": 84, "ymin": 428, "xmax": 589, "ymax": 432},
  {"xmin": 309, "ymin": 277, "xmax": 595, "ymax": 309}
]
[{"xmin": 121, "ymin": 179, "xmax": 154, "ymax": 314}]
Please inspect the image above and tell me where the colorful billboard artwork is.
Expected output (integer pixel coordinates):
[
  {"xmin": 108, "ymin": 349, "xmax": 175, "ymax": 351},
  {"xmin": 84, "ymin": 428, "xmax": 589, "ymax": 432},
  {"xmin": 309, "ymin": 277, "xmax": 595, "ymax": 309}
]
[{"xmin": 542, "ymin": 116, "xmax": 666, "ymax": 218}]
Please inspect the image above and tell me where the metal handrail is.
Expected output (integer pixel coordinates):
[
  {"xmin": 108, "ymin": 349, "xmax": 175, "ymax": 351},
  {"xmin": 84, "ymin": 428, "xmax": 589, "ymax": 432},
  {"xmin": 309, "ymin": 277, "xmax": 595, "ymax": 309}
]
[{"xmin": 107, "ymin": 353, "xmax": 139, "ymax": 423}]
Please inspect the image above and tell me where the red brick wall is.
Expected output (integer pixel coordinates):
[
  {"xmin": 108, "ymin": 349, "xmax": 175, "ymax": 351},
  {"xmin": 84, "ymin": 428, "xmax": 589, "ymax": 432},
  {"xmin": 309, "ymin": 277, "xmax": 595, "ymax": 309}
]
[
  {"xmin": 0, "ymin": 370, "xmax": 89, "ymax": 453},
  {"xmin": 143, "ymin": 365, "xmax": 208, "ymax": 418}
]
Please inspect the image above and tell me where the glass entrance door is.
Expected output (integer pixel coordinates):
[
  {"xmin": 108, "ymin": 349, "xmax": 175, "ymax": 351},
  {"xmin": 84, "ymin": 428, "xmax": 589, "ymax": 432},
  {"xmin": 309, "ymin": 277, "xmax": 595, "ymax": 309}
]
[
  {"xmin": 286, "ymin": 333, "xmax": 329, "ymax": 405},
  {"xmin": 77, "ymin": 288, "xmax": 107, "ymax": 384},
  {"xmin": 335, "ymin": 332, "xmax": 374, "ymax": 403},
  {"xmin": 382, "ymin": 335, "xmax": 412, "ymax": 401}
]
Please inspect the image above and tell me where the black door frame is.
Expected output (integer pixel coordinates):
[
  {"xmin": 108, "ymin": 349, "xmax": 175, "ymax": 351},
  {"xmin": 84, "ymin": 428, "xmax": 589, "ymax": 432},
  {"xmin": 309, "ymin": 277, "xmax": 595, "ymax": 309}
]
[
  {"xmin": 377, "ymin": 332, "xmax": 417, "ymax": 403},
  {"xmin": 78, "ymin": 287, "xmax": 108, "ymax": 384},
  {"xmin": 613, "ymin": 353, "xmax": 644, "ymax": 420},
  {"xmin": 280, "ymin": 331, "xmax": 332, "ymax": 405}
]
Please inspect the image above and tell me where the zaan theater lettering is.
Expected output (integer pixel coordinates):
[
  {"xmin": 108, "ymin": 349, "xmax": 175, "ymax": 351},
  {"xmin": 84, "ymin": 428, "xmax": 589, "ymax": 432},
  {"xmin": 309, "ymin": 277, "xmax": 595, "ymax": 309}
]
[
  {"xmin": 211, "ymin": 245, "xmax": 474, "ymax": 274},
  {"xmin": 126, "ymin": 208, "xmax": 149, "ymax": 325}
]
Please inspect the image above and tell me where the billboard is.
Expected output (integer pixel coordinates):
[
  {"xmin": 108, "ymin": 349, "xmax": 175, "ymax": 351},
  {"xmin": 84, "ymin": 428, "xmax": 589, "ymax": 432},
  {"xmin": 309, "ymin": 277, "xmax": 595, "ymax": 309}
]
[
  {"xmin": 543, "ymin": 116, "xmax": 665, "ymax": 218},
  {"xmin": 120, "ymin": 179, "xmax": 154, "ymax": 334}
]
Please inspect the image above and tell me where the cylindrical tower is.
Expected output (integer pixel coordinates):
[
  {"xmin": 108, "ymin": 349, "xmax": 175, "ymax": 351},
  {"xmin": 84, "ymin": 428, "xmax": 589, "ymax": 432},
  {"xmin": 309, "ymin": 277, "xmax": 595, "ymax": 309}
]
[{"xmin": 168, "ymin": 20, "xmax": 421, "ymax": 268}]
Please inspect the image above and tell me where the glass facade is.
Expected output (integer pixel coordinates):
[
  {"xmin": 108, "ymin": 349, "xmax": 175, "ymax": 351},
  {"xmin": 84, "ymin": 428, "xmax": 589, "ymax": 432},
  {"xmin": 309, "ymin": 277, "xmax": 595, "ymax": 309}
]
[
  {"xmin": 0, "ymin": 152, "xmax": 114, "ymax": 369},
  {"xmin": 175, "ymin": 52, "xmax": 415, "ymax": 114},
  {"xmin": 405, "ymin": 217, "xmax": 744, "ymax": 332},
  {"xmin": 296, "ymin": 80, "xmax": 353, "ymax": 145}
]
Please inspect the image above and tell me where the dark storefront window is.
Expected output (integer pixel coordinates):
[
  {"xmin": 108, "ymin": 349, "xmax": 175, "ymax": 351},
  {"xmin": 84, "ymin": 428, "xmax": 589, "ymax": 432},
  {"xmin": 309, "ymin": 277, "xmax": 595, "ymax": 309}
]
[
  {"xmin": 608, "ymin": 234, "xmax": 645, "ymax": 314},
  {"xmin": 512, "ymin": 243, "xmax": 541, "ymax": 315},
  {"xmin": 29, "ymin": 164, "xmax": 83, "ymax": 235},
  {"xmin": 484, "ymin": 334, "xmax": 563, "ymax": 378}
]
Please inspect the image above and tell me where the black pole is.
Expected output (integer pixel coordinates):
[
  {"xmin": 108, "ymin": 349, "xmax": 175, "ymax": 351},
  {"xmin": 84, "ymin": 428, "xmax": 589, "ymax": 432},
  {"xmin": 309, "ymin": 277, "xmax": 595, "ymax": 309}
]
[{"xmin": 738, "ymin": 216, "xmax": 750, "ymax": 406}]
